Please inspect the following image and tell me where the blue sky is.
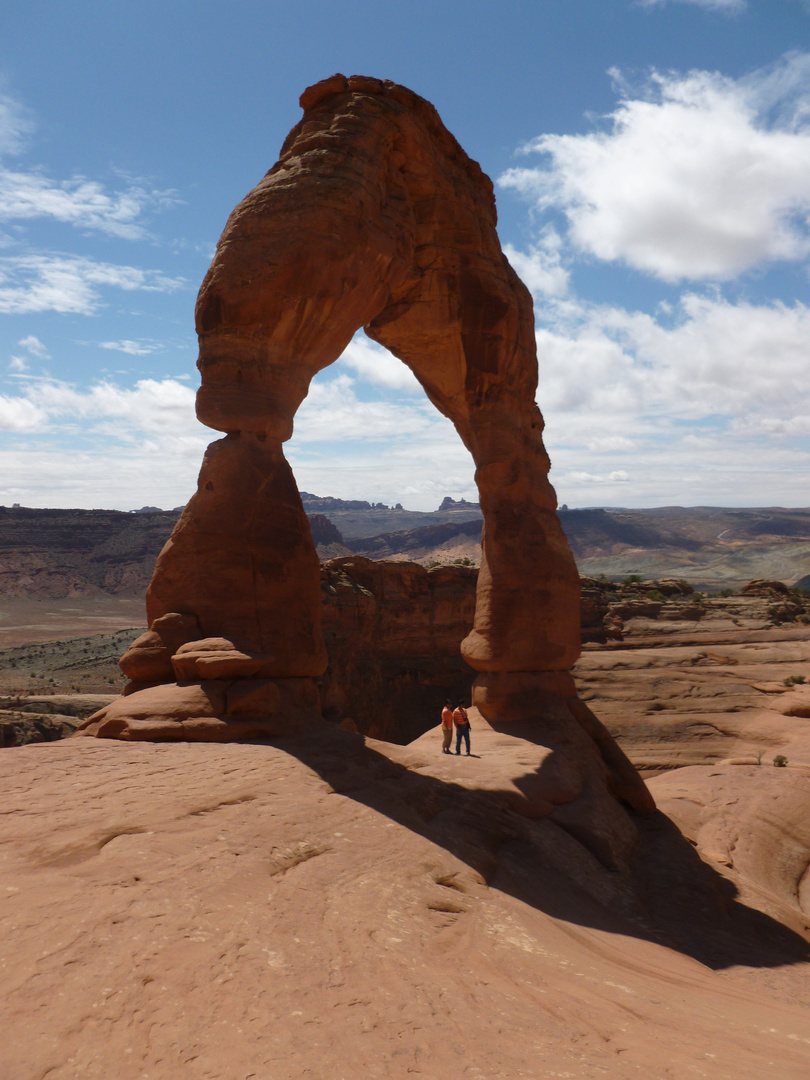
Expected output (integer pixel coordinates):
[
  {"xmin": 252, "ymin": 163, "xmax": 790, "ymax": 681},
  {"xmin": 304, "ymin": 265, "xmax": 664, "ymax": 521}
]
[{"xmin": 1, "ymin": 0, "xmax": 809, "ymax": 511}]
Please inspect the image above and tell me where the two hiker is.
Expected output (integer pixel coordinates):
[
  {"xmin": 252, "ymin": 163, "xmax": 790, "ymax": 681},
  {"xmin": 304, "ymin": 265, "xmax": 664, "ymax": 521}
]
[{"xmin": 440, "ymin": 699, "xmax": 471, "ymax": 756}]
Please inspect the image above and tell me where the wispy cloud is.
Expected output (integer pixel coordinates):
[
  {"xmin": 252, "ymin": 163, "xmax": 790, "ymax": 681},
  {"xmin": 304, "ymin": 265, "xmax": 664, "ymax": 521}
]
[
  {"xmin": 638, "ymin": 0, "xmax": 746, "ymax": 12},
  {"xmin": 0, "ymin": 94, "xmax": 34, "ymax": 156},
  {"xmin": 0, "ymin": 254, "xmax": 184, "ymax": 314},
  {"xmin": 499, "ymin": 54, "xmax": 810, "ymax": 281},
  {"xmin": 98, "ymin": 339, "xmax": 161, "ymax": 355},
  {"xmin": 18, "ymin": 334, "xmax": 50, "ymax": 359},
  {"xmin": 0, "ymin": 169, "xmax": 179, "ymax": 240},
  {"xmin": 0, "ymin": 90, "xmax": 180, "ymax": 242}
]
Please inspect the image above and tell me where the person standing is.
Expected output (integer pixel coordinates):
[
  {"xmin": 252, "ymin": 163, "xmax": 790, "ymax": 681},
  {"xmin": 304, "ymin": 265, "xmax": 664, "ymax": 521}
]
[
  {"xmin": 453, "ymin": 700, "xmax": 471, "ymax": 755},
  {"xmin": 440, "ymin": 700, "xmax": 454, "ymax": 754}
]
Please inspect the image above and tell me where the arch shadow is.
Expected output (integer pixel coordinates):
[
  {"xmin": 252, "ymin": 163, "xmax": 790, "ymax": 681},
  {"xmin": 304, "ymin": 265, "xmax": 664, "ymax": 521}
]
[{"xmin": 260, "ymin": 722, "xmax": 810, "ymax": 974}]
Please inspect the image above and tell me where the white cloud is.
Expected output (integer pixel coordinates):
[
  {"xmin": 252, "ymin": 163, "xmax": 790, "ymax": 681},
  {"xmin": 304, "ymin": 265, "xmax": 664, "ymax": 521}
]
[
  {"xmin": 638, "ymin": 0, "xmax": 745, "ymax": 12},
  {"xmin": 336, "ymin": 334, "xmax": 422, "ymax": 392},
  {"xmin": 0, "ymin": 95, "xmax": 34, "ymax": 156},
  {"xmin": 536, "ymin": 292, "xmax": 810, "ymax": 423},
  {"xmin": 569, "ymin": 469, "xmax": 630, "ymax": 483},
  {"xmin": 585, "ymin": 435, "xmax": 636, "ymax": 452},
  {"xmin": 0, "ymin": 92, "xmax": 179, "ymax": 242},
  {"xmin": 18, "ymin": 334, "xmax": 49, "ymax": 359},
  {"xmin": 0, "ymin": 445, "xmax": 202, "ymax": 512},
  {"xmin": 0, "ymin": 254, "xmax": 184, "ymax": 314},
  {"xmin": 0, "ymin": 394, "xmax": 46, "ymax": 431},
  {"xmin": 28, "ymin": 377, "xmax": 200, "ymax": 433},
  {"xmin": 294, "ymin": 372, "xmax": 438, "ymax": 442},
  {"xmin": 0, "ymin": 169, "xmax": 178, "ymax": 240},
  {"xmin": 529, "ymin": 289, "xmax": 810, "ymax": 507},
  {"xmin": 503, "ymin": 228, "xmax": 570, "ymax": 298},
  {"xmin": 98, "ymin": 339, "xmax": 161, "ymax": 355},
  {"xmin": 499, "ymin": 55, "xmax": 810, "ymax": 281},
  {"xmin": 8, "ymin": 357, "xmax": 28, "ymax": 373},
  {"xmin": 0, "ymin": 375, "xmax": 202, "ymax": 436}
]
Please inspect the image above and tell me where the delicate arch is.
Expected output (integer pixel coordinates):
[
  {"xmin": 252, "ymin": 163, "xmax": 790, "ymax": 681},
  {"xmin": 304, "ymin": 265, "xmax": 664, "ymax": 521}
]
[
  {"xmin": 79, "ymin": 73, "xmax": 654, "ymax": 827},
  {"xmin": 175, "ymin": 73, "xmax": 579, "ymax": 676}
]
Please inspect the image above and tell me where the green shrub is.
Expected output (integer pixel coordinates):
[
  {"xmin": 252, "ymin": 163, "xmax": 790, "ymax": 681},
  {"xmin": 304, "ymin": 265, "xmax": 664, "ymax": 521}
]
[
  {"xmin": 773, "ymin": 755, "xmax": 788, "ymax": 767},
  {"xmin": 784, "ymin": 675, "xmax": 806, "ymax": 687}
]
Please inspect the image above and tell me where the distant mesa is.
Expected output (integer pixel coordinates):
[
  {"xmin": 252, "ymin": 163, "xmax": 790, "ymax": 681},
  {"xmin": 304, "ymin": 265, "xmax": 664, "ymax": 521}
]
[
  {"xmin": 438, "ymin": 496, "xmax": 480, "ymax": 512},
  {"xmin": 130, "ymin": 505, "xmax": 186, "ymax": 514},
  {"xmin": 301, "ymin": 492, "xmax": 377, "ymax": 511}
]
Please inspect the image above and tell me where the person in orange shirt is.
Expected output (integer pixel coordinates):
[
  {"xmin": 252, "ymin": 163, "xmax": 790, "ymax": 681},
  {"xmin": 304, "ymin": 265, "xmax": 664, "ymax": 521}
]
[
  {"xmin": 440, "ymin": 700, "xmax": 454, "ymax": 754},
  {"xmin": 453, "ymin": 700, "xmax": 471, "ymax": 755}
]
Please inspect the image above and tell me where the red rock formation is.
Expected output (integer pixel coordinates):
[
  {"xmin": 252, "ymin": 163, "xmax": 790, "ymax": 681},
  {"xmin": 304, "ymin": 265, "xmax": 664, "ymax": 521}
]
[
  {"xmin": 319, "ymin": 557, "xmax": 478, "ymax": 742},
  {"xmin": 80, "ymin": 75, "xmax": 653, "ymax": 831}
]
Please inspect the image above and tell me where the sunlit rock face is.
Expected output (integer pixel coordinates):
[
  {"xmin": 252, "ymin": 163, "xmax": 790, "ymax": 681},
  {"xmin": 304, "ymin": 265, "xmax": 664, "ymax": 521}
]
[{"xmin": 79, "ymin": 74, "xmax": 653, "ymax": 825}]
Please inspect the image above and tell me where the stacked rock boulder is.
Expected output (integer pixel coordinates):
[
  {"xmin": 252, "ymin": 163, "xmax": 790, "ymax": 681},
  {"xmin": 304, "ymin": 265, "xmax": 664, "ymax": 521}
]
[{"xmin": 78, "ymin": 75, "xmax": 653, "ymax": 836}]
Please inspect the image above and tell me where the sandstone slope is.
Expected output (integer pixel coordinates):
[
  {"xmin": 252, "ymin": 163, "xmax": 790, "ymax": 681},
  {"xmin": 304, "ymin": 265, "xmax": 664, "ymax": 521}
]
[{"xmin": 2, "ymin": 728, "xmax": 809, "ymax": 1080}]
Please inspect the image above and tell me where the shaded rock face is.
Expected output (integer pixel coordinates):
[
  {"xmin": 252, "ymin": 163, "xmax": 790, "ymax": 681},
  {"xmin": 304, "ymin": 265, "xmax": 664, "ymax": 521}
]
[
  {"xmin": 81, "ymin": 74, "xmax": 653, "ymax": 842},
  {"xmin": 319, "ymin": 557, "xmax": 478, "ymax": 742}
]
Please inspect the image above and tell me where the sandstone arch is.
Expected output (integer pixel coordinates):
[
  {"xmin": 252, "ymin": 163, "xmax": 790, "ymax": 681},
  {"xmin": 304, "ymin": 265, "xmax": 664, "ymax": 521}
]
[{"xmin": 79, "ymin": 75, "xmax": 653, "ymax": 824}]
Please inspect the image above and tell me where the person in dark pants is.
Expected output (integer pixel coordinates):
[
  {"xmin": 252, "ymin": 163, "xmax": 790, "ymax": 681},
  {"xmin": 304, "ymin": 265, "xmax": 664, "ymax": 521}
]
[{"xmin": 453, "ymin": 701, "xmax": 470, "ymax": 755}]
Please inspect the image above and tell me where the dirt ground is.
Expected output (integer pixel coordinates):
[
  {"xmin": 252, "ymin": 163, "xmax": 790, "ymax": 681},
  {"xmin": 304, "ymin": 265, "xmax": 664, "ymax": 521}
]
[{"xmin": 0, "ymin": 597, "xmax": 145, "ymax": 695}]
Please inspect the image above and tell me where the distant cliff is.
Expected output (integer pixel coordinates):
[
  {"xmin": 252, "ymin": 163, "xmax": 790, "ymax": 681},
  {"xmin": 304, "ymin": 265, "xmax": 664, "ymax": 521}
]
[{"xmin": 0, "ymin": 507, "xmax": 347, "ymax": 598}]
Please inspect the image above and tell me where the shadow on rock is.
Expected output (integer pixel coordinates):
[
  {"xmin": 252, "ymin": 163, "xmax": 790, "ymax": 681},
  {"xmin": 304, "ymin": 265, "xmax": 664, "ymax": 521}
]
[{"xmin": 266, "ymin": 722, "xmax": 810, "ymax": 973}]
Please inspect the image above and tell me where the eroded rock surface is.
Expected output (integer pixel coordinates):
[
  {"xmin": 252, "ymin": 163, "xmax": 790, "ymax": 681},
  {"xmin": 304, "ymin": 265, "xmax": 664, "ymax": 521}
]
[{"xmin": 1, "ymin": 736, "xmax": 808, "ymax": 1080}]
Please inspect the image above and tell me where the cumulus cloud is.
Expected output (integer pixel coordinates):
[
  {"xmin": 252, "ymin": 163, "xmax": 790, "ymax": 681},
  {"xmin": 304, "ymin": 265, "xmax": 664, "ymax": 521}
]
[
  {"xmin": 499, "ymin": 54, "xmax": 810, "ymax": 281},
  {"xmin": 0, "ymin": 254, "xmax": 184, "ymax": 314},
  {"xmin": 293, "ymin": 372, "xmax": 439, "ymax": 442},
  {"xmin": 0, "ymin": 394, "xmax": 46, "ymax": 431},
  {"xmin": 0, "ymin": 375, "xmax": 202, "ymax": 436},
  {"xmin": 537, "ymin": 292, "xmax": 810, "ymax": 421},
  {"xmin": 336, "ymin": 334, "xmax": 422, "ymax": 392},
  {"xmin": 529, "ymin": 289, "xmax": 810, "ymax": 507},
  {"xmin": 503, "ymin": 229, "xmax": 570, "ymax": 298}
]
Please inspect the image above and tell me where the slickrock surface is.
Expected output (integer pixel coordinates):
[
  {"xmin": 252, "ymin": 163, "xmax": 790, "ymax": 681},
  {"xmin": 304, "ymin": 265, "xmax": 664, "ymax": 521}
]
[
  {"xmin": 575, "ymin": 595, "xmax": 810, "ymax": 774},
  {"xmin": 2, "ymin": 731, "xmax": 809, "ymax": 1080}
]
